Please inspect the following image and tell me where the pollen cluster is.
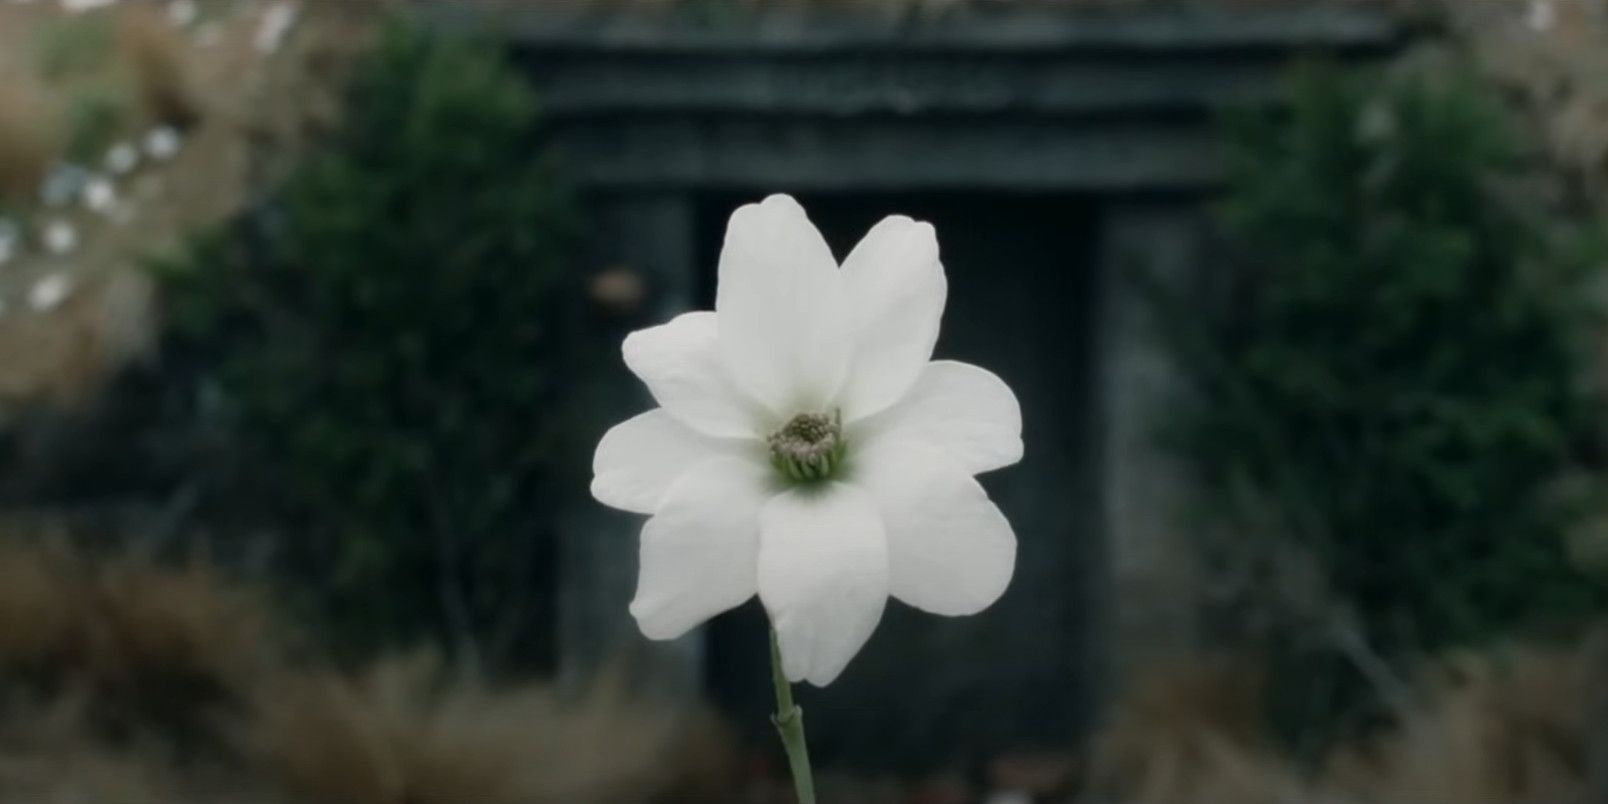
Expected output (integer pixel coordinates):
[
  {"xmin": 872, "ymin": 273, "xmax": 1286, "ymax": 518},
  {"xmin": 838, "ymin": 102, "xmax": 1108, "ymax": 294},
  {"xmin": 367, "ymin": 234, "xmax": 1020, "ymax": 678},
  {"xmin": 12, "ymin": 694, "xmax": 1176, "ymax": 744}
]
[{"xmin": 768, "ymin": 411, "xmax": 844, "ymax": 482}]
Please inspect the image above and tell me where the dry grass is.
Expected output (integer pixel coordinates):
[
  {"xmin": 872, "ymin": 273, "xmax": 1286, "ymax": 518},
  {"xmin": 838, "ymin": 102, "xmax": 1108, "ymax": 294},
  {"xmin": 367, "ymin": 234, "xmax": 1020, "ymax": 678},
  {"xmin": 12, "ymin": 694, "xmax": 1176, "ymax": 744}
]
[
  {"xmin": 1088, "ymin": 655, "xmax": 1317, "ymax": 804},
  {"xmin": 244, "ymin": 653, "xmax": 731, "ymax": 804},
  {"xmin": 0, "ymin": 536, "xmax": 736, "ymax": 804},
  {"xmin": 0, "ymin": 682, "xmax": 309, "ymax": 804},
  {"xmin": 1331, "ymin": 645, "xmax": 1589, "ymax": 804},
  {"xmin": 1087, "ymin": 641, "xmax": 1601, "ymax": 804},
  {"xmin": 0, "ymin": 536, "xmax": 81, "ymax": 670},
  {"xmin": 80, "ymin": 555, "xmax": 283, "ymax": 716},
  {"xmin": 0, "ymin": 535, "xmax": 280, "ymax": 745}
]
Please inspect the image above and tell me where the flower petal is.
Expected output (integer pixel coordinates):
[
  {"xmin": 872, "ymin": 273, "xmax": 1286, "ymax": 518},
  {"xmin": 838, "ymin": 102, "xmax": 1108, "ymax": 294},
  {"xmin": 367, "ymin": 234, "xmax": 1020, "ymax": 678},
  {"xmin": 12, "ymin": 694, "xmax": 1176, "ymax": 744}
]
[
  {"xmin": 629, "ymin": 457, "xmax": 772, "ymax": 640},
  {"xmin": 853, "ymin": 439, "xmax": 1016, "ymax": 616},
  {"xmin": 623, "ymin": 311, "xmax": 767, "ymax": 439},
  {"xmin": 758, "ymin": 483, "xmax": 889, "ymax": 686},
  {"xmin": 716, "ymin": 194, "xmax": 850, "ymax": 414},
  {"xmin": 592, "ymin": 409, "xmax": 737, "ymax": 514},
  {"xmin": 836, "ymin": 216, "xmax": 947, "ymax": 419},
  {"xmin": 854, "ymin": 360, "xmax": 1023, "ymax": 475}
]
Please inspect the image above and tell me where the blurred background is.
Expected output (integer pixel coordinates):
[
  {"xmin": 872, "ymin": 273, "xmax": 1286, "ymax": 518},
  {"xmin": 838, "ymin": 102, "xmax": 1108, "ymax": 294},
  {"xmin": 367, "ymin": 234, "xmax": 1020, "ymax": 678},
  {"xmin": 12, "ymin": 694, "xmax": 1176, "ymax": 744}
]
[{"xmin": 2, "ymin": 0, "xmax": 1608, "ymax": 802}]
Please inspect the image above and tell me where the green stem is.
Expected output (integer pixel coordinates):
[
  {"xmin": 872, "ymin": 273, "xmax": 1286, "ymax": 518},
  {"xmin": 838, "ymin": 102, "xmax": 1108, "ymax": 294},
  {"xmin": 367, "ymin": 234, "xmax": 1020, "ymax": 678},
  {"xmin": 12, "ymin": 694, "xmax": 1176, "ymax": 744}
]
[{"xmin": 769, "ymin": 629, "xmax": 817, "ymax": 804}]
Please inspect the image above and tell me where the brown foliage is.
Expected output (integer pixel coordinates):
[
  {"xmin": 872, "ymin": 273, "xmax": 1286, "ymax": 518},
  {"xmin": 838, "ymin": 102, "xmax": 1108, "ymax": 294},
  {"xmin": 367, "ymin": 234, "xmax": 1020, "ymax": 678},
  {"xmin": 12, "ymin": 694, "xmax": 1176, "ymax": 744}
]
[
  {"xmin": 1088, "ymin": 641, "xmax": 1601, "ymax": 804},
  {"xmin": 1332, "ymin": 645, "xmax": 1588, "ymax": 804},
  {"xmin": 0, "ymin": 81, "xmax": 59, "ymax": 204},
  {"xmin": 118, "ymin": 5, "xmax": 199, "ymax": 128},
  {"xmin": 1088, "ymin": 656, "xmax": 1314, "ymax": 804},
  {"xmin": 0, "ymin": 538, "xmax": 735, "ymax": 804},
  {"xmin": 0, "ymin": 269, "xmax": 156, "ymax": 414},
  {"xmin": 243, "ymin": 653, "xmax": 726, "ymax": 804}
]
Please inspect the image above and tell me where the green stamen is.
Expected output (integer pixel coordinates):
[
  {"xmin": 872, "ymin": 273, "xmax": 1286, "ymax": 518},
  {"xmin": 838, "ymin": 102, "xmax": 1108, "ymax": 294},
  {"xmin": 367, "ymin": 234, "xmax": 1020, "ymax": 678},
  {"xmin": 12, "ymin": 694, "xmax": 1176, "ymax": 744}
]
[{"xmin": 768, "ymin": 411, "xmax": 845, "ymax": 483}]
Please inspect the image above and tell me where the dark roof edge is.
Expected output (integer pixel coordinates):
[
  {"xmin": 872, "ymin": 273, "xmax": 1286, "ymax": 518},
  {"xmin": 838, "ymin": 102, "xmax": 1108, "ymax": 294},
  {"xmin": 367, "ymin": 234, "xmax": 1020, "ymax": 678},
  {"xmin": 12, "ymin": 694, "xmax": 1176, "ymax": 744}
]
[{"xmin": 415, "ymin": 2, "xmax": 1402, "ymax": 55}]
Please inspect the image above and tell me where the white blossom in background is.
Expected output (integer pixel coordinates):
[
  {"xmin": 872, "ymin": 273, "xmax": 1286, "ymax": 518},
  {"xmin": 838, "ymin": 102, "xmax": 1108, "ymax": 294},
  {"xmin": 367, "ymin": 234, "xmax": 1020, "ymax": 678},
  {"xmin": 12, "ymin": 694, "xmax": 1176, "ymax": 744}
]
[
  {"xmin": 60, "ymin": 0, "xmax": 117, "ymax": 12},
  {"xmin": 167, "ymin": 0, "xmax": 198, "ymax": 27},
  {"xmin": 144, "ymin": 127, "xmax": 182, "ymax": 161},
  {"xmin": 196, "ymin": 22, "xmax": 223, "ymax": 47},
  {"xmin": 592, "ymin": 194, "xmax": 1022, "ymax": 686},
  {"xmin": 254, "ymin": 2, "xmax": 300, "ymax": 54},
  {"xmin": 41, "ymin": 220, "xmax": 77, "ymax": 256},
  {"xmin": 29, "ymin": 273, "xmax": 73, "ymax": 312},
  {"xmin": 40, "ymin": 164, "xmax": 90, "ymax": 208},
  {"xmin": 1527, "ymin": 0, "xmax": 1556, "ymax": 32},
  {"xmin": 105, "ymin": 143, "xmax": 140, "ymax": 175},
  {"xmin": 83, "ymin": 177, "xmax": 117, "ymax": 214}
]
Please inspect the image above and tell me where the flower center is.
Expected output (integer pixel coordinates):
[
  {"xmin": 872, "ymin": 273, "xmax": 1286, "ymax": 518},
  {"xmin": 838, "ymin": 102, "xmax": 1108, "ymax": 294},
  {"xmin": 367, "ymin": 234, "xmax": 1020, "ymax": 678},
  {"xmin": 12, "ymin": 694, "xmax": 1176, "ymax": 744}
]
[{"xmin": 768, "ymin": 411, "xmax": 844, "ymax": 483}]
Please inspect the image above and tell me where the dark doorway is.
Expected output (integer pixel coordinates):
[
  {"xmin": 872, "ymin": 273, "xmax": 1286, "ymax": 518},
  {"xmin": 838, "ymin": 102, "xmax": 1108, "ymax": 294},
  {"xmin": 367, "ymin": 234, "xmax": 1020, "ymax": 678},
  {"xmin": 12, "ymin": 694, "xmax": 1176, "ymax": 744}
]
[{"xmin": 697, "ymin": 191, "xmax": 1103, "ymax": 770}]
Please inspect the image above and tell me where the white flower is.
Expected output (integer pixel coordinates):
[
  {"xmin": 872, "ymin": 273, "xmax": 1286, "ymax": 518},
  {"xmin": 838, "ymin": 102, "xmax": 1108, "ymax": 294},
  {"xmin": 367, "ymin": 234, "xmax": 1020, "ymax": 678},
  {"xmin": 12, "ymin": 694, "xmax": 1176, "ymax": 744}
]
[
  {"xmin": 60, "ymin": 0, "xmax": 117, "ymax": 13},
  {"xmin": 144, "ymin": 127, "xmax": 183, "ymax": 161},
  {"xmin": 29, "ymin": 273, "xmax": 73, "ymax": 312},
  {"xmin": 168, "ymin": 0, "xmax": 198, "ymax": 27},
  {"xmin": 592, "ymin": 194, "xmax": 1022, "ymax": 686},
  {"xmin": 105, "ymin": 143, "xmax": 140, "ymax": 175},
  {"xmin": 41, "ymin": 220, "xmax": 77, "ymax": 256},
  {"xmin": 1527, "ymin": 0, "xmax": 1556, "ymax": 32},
  {"xmin": 83, "ymin": 177, "xmax": 117, "ymax": 213},
  {"xmin": 254, "ymin": 2, "xmax": 300, "ymax": 54}
]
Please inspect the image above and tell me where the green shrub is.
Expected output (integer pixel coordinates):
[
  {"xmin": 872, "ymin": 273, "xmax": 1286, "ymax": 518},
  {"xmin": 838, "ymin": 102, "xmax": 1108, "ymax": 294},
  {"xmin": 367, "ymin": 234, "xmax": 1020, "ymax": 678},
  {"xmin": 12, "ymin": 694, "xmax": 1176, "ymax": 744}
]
[
  {"xmin": 64, "ymin": 82, "xmax": 131, "ymax": 162},
  {"xmin": 35, "ymin": 15, "xmax": 115, "ymax": 80},
  {"xmin": 1159, "ymin": 65, "xmax": 1607, "ymax": 739},
  {"xmin": 156, "ymin": 22, "xmax": 574, "ymax": 666}
]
